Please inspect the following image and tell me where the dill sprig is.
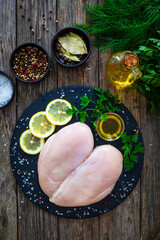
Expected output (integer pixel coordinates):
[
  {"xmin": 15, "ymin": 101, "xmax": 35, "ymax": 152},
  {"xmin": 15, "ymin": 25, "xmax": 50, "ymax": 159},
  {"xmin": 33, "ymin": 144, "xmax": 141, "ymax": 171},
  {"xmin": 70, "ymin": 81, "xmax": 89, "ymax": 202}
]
[{"xmin": 77, "ymin": 0, "xmax": 160, "ymax": 52}]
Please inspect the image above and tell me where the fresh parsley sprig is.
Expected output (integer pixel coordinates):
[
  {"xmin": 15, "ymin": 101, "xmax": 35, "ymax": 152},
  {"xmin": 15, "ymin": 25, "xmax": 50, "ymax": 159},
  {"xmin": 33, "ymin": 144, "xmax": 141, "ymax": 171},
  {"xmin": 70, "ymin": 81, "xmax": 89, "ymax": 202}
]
[
  {"xmin": 67, "ymin": 88, "xmax": 143, "ymax": 171},
  {"xmin": 67, "ymin": 88, "xmax": 121, "ymax": 127},
  {"xmin": 121, "ymin": 131, "xmax": 144, "ymax": 171},
  {"xmin": 133, "ymin": 31, "xmax": 160, "ymax": 115}
]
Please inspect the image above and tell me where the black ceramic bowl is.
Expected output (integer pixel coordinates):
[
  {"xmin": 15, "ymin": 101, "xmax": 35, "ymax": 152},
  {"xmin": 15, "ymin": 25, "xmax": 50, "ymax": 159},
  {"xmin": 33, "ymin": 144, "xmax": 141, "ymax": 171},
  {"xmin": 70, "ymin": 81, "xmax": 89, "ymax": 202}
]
[
  {"xmin": 10, "ymin": 42, "xmax": 50, "ymax": 83},
  {"xmin": 51, "ymin": 27, "xmax": 91, "ymax": 67},
  {"xmin": 0, "ymin": 71, "xmax": 15, "ymax": 109}
]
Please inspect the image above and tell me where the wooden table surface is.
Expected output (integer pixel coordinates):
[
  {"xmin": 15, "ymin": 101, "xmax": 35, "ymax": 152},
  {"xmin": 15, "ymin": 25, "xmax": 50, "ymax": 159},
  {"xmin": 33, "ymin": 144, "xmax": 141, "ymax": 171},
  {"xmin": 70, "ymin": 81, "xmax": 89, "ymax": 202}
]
[{"xmin": 0, "ymin": 0, "xmax": 160, "ymax": 239}]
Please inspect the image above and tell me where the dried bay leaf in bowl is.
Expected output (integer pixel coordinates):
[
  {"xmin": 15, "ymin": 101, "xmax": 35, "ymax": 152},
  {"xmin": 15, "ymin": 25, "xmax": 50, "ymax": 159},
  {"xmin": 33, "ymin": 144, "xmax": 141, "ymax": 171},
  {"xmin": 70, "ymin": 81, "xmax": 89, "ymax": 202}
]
[
  {"xmin": 61, "ymin": 47, "xmax": 80, "ymax": 62},
  {"xmin": 58, "ymin": 33, "xmax": 88, "ymax": 55},
  {"xmin": 70, "ymin": 32, "xmax": 88, "ymax": 53}
]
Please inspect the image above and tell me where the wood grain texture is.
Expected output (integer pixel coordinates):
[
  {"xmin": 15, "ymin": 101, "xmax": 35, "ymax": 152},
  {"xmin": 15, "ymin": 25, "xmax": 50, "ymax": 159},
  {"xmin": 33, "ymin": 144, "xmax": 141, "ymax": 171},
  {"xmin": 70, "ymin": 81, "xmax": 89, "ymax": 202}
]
[
  {"xmin": 16, "ymin": 1, "xmax": 58, "ymax": 240},
  {"xmin": 140, "ymin": 100, "xmax": 160, "ymax": 240},
  {"xmin": 0, "ymin": 0, "xmax": 160, "ymax": 239},
  {"xmin": 99, "ymin": 46, "xmax": 141, "ymax": 240},
  {"xmin": 57, "ymin": 1, "xmax": 100, "ymax": 240},
  {"xmin": 0, "ymin": 1, "xmax": 17, "ymax": 240}
]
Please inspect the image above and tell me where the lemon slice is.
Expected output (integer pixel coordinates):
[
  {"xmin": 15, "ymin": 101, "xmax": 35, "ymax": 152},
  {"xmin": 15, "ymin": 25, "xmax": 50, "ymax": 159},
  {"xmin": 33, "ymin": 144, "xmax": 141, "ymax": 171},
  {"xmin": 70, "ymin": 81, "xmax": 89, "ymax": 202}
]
[
  {"xmin": 46, "ymin": 99, "xmax": 72, "ymax": 125},
  {"xmin": 19, "ymin": 129, "xmax": 45, "ymax": 155},
  {"xmin": 29, "ymin": 111, "xmax": 55, "ymax": 138}
]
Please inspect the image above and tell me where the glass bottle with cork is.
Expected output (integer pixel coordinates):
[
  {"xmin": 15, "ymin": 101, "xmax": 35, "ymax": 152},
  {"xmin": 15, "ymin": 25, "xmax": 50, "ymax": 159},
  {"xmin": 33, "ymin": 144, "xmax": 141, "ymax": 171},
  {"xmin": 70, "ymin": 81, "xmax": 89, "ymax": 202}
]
[{"xmin": 105, "ymin": 51, "xmax": 142, "ymax": 88}]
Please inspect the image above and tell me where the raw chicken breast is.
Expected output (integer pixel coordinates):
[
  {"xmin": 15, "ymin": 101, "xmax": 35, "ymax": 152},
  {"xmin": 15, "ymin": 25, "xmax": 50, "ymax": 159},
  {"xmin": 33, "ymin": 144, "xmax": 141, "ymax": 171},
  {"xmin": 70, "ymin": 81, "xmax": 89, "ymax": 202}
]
[
  {"xmin": 50, "ymin": 145, "xmax": 123, "ymax": 206},
  {"xmin": 38, "ymin": 122, "xmax": 94, "ymax": 197}
]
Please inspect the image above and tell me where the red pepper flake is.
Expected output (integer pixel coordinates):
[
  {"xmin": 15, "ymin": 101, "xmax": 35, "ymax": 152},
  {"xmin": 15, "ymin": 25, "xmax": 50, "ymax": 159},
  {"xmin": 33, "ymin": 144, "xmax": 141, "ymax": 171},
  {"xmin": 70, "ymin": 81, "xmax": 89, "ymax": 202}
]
[
  {"xmin": 89, "ymin": 213, "xmax": 93, "ymax": 215},
  {"xmin": 25, "ymin": 71, "xmax": 29, "ymax": 74},
  {"xmin": 120, "ymin": 193, "xmax": 123, "ymax": 196},
  {"xmin": 22, "ymin": 68, "xmax": 25, "ymax": 71},
  {"xmin": 36, "ymin": 62, "xmax": 38, "ymax": 66},
  {"xmin": 39, "ymin": 199, "xmax": 42, "ymax": 202},
  {"xmin": 123, "ymin": 189, "xmax": 126, "ymax": 192},
  {"xmin": 32, "ymin": 78, "xmax": 35, "ymax": 81}
]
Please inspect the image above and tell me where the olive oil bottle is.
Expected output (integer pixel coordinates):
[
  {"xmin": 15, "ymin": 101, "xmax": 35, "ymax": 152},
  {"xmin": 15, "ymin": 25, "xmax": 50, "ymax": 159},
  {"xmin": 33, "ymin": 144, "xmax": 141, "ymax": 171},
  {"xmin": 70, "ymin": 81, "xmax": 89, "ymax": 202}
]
[{"xmin": 105, "ymin": 51, "xmax": 142, "ymax": 88}]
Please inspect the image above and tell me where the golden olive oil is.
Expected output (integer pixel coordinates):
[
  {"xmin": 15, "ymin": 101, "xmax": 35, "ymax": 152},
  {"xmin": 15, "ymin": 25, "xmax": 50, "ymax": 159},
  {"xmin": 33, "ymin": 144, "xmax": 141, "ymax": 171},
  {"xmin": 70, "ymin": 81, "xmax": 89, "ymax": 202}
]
[
  {"xmin": 96, "ymin": 112, "xmax": 125, "ymax": 141},
  {"xmin": 105, "ymin": 51, "xmax": 142, "ymax": 88}
]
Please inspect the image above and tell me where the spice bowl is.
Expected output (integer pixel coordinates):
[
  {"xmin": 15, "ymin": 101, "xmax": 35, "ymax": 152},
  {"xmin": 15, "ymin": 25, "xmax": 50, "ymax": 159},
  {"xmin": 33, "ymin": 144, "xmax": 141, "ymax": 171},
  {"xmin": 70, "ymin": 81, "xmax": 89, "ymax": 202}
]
[
  {"xmin": 10, "ymin": 42, "xmax": 50, "ymax": 83},
  {"xmin": 51, "ymin": 27, "xmax": 91, "ymax": 67},
  {"xmin": 0, "ymin": 71, "xmax": 15, "ymax": 109}
]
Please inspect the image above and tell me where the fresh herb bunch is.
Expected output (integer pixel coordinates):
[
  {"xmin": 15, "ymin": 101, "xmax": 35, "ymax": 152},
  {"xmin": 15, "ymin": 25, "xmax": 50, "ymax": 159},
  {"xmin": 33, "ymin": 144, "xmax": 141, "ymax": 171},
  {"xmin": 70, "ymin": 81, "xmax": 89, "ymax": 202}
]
[
  {"xmin": 121, "ymin": 131, "xmax": 144, "ymax": 171},
  {"xmin": 77, "ymin": 0, "xmax": 160, "ymax": 52},
  {"xmin": 67, "ymin": 88, "xmax": 121, "ymax": 127},
  {"xmin": 133, "ymin": 32, "xmax": 160, "ymax": 115}
]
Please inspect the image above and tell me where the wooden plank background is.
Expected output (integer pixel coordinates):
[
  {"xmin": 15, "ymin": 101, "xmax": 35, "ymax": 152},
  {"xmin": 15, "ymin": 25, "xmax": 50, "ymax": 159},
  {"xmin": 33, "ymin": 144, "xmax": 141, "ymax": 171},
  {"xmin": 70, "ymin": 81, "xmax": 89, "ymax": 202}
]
[{"xmin": 0, "ymin": 0, "xmax": 160, "ymax": 239}]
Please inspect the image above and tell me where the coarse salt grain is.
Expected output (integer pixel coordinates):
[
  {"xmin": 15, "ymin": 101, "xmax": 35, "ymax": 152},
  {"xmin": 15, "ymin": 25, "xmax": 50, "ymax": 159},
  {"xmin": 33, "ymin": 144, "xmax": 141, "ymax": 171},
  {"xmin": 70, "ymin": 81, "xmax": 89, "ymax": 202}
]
[{"xmin": 0, "ymin": 74, "xmax": 13, "ymax": 108}]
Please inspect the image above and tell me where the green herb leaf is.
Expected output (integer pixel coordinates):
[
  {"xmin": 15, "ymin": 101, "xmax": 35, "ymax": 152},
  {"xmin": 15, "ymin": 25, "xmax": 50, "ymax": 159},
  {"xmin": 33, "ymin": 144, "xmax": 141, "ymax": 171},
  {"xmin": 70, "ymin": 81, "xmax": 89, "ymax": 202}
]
[
  {"xmin": 132, "ymin": 30, "xmax": 160, "ymax": 115},
  {"xmin": 80, "ymin": 111, "xmax": 88, "ymax": 123},
  {"xmin": 100, "ymin": 113, "xmax": 107, "ymax": 121},
  {"xmin": 76, "ymin": 1, "xmax": 160, "ymax": 52},
  {"xmin": 121, "ymin": 131, "xmax": 144, "ymax": 171},
  {"xmin": 80, "ymin": 95, "xmax": 92, "ymax": 108},
  {"xmin": 132, "ymin": 131, "xmax": 139, "ymax": 143},
  {"xmin": 68, "ymin": 88, "xmax": 121, "ymax": 127}
]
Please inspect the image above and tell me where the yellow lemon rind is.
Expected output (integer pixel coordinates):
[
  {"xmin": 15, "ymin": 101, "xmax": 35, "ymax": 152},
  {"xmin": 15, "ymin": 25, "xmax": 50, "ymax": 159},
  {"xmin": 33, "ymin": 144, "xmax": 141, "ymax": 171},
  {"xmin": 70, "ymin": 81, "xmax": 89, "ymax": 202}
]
[
  {"xmin": 19, "ymin": 129, "xmax": 45, "ymax": 155},
  {"xmin": 45, "ymin": 99, "xmax": 73, "ymax": 126},
  {"xmin": 29, "ymin": 111, "xmax": 55, "ymax": 138}
]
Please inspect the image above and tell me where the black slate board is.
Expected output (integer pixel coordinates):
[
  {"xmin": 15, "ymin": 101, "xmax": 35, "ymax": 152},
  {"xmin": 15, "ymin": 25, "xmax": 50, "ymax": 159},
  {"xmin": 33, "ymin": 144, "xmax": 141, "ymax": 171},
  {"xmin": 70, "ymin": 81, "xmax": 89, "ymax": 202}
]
[{"xmin": 10, "ymin": 86, "xmax": 144, "ymax": 219}]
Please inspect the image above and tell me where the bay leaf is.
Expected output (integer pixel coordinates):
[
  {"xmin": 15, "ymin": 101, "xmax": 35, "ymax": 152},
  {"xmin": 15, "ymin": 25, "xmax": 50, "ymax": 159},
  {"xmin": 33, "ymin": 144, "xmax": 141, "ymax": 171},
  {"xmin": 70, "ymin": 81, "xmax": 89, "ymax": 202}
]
[
  {"xmin": 58, "ymin": 35, "xmax": 88, "ymax": 55},
  {"xmin": 70, "ymin": 32, "xmax": 88, "ymax": 54},
  {"xmin": 61, "ymin": 47, "xmax": 80, "ymax": 62}
]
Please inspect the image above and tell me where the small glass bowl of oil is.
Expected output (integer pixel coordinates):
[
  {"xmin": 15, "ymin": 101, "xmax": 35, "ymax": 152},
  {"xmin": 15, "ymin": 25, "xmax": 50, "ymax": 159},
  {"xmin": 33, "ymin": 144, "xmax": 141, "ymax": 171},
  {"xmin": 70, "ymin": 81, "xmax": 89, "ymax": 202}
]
[{"xmin": 96, "ymin": 112, "xmax": 125, "ymax": 141}]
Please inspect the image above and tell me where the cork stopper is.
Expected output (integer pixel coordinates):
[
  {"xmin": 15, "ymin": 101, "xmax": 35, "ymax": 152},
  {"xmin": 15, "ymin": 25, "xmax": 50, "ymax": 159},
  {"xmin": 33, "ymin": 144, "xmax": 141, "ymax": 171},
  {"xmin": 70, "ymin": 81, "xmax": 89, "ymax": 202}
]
[{"xmin": 124, "ymin": 54, "xmax": 138, "ymax": 67}]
